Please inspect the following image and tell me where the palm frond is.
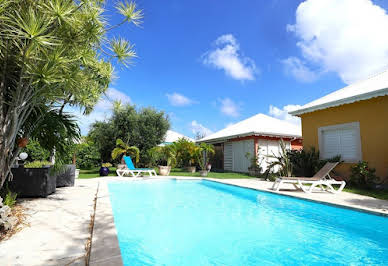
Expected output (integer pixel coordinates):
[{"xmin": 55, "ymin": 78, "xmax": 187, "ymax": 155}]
[{"xmin": 116, "ymin": 1, "xmax": 143, "ymax": 26}]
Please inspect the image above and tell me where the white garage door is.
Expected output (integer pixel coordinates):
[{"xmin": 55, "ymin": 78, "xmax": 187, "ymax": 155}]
[
  {"xmin": 232, "ymin": 140, "xmax": 254, "ymax": 173},
  {"xmin": 258, "ymin": 139, "xmax": 291, "ymax": 172}
]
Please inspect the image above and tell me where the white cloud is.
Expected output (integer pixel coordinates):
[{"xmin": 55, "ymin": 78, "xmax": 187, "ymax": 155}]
[
  {"xmin": 166, "ymin": 92, "xmax": 196, "ymax": 106},
  {"xmin": 190, "ymin": 120, "xmax": 213, "ymax": 137},
  {"xmin": 202, "ymin": 34, "xmax": 257, "ymax": 81},
  {"xmin": 282, "ymin": 57, "xmax": 318, "ymax": 83},
  {"xmin": 219, "ymin": 98, "xmax": 240, "ymax": 117},
  {"xmin": 68, "ymin": 88, "xmax": 131, "ymax": 135},
  {"xmin": 286, "ymin": 0, "xmax": 388, "ymax": 84},
  {"xmin": 268, "ymin": 104, "xmax": 302, "ymax": 126}
]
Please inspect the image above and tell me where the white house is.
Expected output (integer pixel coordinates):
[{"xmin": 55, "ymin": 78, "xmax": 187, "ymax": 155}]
[
  {"xmin": 159, "ymin": 130, "xmax": 194, "ymax": 146},
  {"xmin": 198, "ymin": 113, "xmax": 302, "ymax": 173}
]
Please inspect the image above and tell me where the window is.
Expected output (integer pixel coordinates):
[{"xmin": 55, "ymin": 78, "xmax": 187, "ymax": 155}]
[{"xmin": 318, "ymin": 122, "xmax": 362, "ymax": 162}]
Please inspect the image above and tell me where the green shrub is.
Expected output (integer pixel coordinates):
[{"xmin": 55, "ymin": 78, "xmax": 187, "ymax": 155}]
[
  {"xmin": 4, "ymin": 190, "xmax": 17, "ymax": 208},
  {"xmin": 24, "ymin": 160, "xmax": 52, "ymax": 168},
  {"xmin": 102, "ymin": 162, "xmax": 112, "ymax": 168},
  {"xmin": 0, "ymin": 184, "xmax": 17, "ymax": 208},
  {"xmin": 350, "ymin": 161, "xmax": 379, "ymax": 188},
  {"xmin": 76, "ymin": 142, "xmax": 101, "ymax": 169},
  {"xmin": 287, "ymin": 147, "xmax": 341, "ymax": 177},
  {"xmin": 22, "ymin": 140, "xmax": 50, "ymax": 162}
]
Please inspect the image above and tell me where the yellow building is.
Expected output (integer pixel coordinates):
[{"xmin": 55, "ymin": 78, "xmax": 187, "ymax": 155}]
[{"xmin": 290, "ymin": 71, "xmax": 388, "ymax": 180}]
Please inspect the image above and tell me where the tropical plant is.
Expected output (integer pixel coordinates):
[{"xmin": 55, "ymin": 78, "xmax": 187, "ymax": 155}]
[
  {"xmin": 149, "ymin": 145, "xmax": 177, "ymax": 167},
  {"xmin": 349, "ymin": 161, "xmax": 379, "ymax": 188},
  {"xmin": 0, "ymin": 0, "xmax": 143, "ymax": 189},
  {"xmin": 25, "ymin": 106, "xmax": 81, "ymax": 164},
  {"xmin": 287, "ymin": 147, "xmax": 341, "ymax": 177},
  {"xmin": 267, "ymin": 139, "xmax": 293, "ymax": 177},
  {"xmin": 111, "ymin": 138, "xmax": 140, "ymax": 164},
  {"xmin": 22, "ymin": 140, "xmax": 50, "ymax": 162},
  {"xmin": 88, "ymin": 104, "xmax": 170, "ymax": 164},
  {"xmin": 195, "ymin": 143, "xmax": 215, "ymax": 170},
  {"xmin": 173, "ymin": 138, "xmax": 197, "ymax": 167}
]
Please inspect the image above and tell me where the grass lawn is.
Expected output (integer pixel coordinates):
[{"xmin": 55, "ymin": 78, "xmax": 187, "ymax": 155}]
[
  {"xmin": 79, "ymin": 167, "xmax": 117, "ymax": 179},
  {"xmin": 78, "ymin": 167, "xmax": 388, "ymax": 200},
  {"xmin": 342, "ymin": 187, "xmax": 388, "ymax": 201}
]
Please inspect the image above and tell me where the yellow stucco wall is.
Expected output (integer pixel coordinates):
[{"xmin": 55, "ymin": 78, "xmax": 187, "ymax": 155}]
[{"xmin": 300, "ymin": 95, "xmax": 388, "ymax": 180}]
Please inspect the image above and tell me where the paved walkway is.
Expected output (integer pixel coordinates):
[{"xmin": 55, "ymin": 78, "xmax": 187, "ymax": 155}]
[
  {"xmin": 0, "ymin": 179, "xmax": 99, "ymax": 266},
  {"xmin": 1, "ymin": 176, "xmax": 387, "ymax": 266}
]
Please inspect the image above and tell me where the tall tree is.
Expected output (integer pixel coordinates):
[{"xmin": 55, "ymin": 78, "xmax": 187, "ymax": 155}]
[
  {"xmin": 88, "ymin": 104, "xmax": 170, "ymax": 164},
  {"xmin": 0, "ymin": 0, "xmax": 143, "ymax": 188}
]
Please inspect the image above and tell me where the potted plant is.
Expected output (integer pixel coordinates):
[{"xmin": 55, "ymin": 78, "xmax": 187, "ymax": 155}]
[
  {"xmin": 173, "ymin": 139, "xmax": 197, "ymax": 173},
  {"xmin": 99, "ymin": 163, "xmax": 112, "ymax": 176},
  {"xmin": 195, "ymin": 143, "xmax": 215, "ymax": 177},
  {"xmin": 150, "ymin": 145, "xmax": 176, "ymax": 176},
  {"xmin": 9, "ymin": 160, "xmax": 56, "ymax": 197}
]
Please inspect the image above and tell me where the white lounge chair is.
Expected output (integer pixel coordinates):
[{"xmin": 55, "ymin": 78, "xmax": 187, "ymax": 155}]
[
  {"xmin": 116, "ymin": 156, "xmax": 157, "ymax": 178},
  {"xmin": 271, "ymin": 162, "xmax": 346, "ymax": 193}
]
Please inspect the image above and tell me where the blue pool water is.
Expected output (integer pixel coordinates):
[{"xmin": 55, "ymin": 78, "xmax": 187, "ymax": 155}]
[{"xmin": 108, "ymin": 180, "xmax": 388, "ymax": 265}]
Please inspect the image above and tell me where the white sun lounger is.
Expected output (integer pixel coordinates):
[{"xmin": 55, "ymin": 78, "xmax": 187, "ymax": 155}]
[
  {"xmin": 271, "ymin": 162, "xmax": 346, "ymax": 193},
  {"xmin": 116, "ymin": 156, "xmax": 157, "ymax": 178}
]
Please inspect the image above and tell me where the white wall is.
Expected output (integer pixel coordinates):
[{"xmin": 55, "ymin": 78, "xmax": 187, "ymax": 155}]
[{"xmin": 222, "ymin": 139, "xmax": 254, "ymax": 173}]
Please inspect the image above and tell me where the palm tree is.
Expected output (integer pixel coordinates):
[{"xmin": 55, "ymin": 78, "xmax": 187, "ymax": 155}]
[{"xmin": 111, "ymin": 139, "xmax": 140, "ymax": 165}]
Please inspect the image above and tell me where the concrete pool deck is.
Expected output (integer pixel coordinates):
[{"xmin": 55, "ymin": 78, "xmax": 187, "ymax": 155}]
[{"xmin": 1, "ymin": 176, "xmax": 387, "ymax": 265}]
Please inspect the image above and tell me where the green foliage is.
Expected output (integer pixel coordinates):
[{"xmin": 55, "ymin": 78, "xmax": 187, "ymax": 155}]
[
  {"xmin": 195, "ymin": 143, "xmax": 215, "ymax": 170},
  {"xmin": 287, "ymin": 147, "xmax": 341, "ymax": 177},
  {"xmin": 26, "ymin": 108, "xmax": 80, "ymax": 165},
  {"xmin": 1, "ymin": 185, "xmax": 17, "ymax": 207},
  {"xmin": 350, "ymin": 161, "xmax": 379, "ymax": 188},
  {"xmin": 267, "ymin": 139, "xmax": 293, "ymax": 177},
  {"xmin": 75, "ymin": 141, "xmax": 101, "ymax": 169},
  {"xmin": 102, "ymin": 162, "xmax": 112, "ymax": 168},
  {"xmin": 149, "ymin": 145, "xmax": 177, "ymax": 167},
  {"xmin": 22, "ymin": 140, "xmax": 50, "ymax": 162},
  {"xmin": 173, "ymin": 138, "xmax": 197, "ymax": 167},
  {"xmin": 111, "ymin": 138, "xmax": 140, "ymax": 164},
  {"xmin": 266, "ymin": 144, "xmax": 341, "ymax": 178},
  {"xmin": 24, "ymin": 160, "xmax": 52, "ymax": 168},
  {"xmin": 0, "ymin": 0, "xmax": 143, "ymax": 189},
  {"xmin": 88, "ymin": 104, "xmax": 170, "ymax": 165}
]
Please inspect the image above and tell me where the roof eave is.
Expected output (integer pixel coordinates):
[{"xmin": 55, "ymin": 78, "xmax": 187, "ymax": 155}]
[
  {"xmin": 290, "ymin": 88, "xmax": 388, "ymax": 116},
  {"xmin": 197, "ymin": 131, "xmax": 302, "ymax": 144}
]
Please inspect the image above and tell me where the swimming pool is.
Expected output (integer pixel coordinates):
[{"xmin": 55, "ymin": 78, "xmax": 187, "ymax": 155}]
[{"xmin": 108, "ymin": 179, "xmax": 388, "ymax": 265}]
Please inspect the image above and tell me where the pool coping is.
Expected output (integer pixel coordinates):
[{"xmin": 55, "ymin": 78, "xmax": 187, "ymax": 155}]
[
  {"xmin": 89, "ymin": 179, "xmax": 123, "ymax": 266},
  {"xmin": 203, "ymin": 178, "xmax": 388, "ymax": 217}
]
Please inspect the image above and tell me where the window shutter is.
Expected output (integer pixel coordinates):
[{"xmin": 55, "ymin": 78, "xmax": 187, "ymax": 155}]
[{"xmin": 319, "ymin": 122, "xmax": 361, "ymax": 162}]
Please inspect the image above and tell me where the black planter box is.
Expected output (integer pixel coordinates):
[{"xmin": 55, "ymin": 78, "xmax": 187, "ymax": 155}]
[
  {"xmin": 56, "ymin": 164, "xmax": 76, "ymax": 188},
  {"xmin": 10, "ymin": 167, "xmax": 56, "ymax": 198}
]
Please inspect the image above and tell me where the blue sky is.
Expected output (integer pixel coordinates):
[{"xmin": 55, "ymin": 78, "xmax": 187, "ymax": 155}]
[{"xmin": 75, "ymin": 0, "xmax": 388, "ymax": 137}]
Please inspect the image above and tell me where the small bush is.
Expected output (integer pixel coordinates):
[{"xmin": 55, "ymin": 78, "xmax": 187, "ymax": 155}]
[
  {"xmin": 22, "ymin": 140, "xmax": 50, "ymax": 162},
  {"xmin": 24, "ymin": 160, "xmax": 52, "ymax": 168},
  {"xmin": 4, "ymin": 190, "xmax": 17, "ymax": 208},
  {"xmin": 102, "ymin": 162, "xmax": 112, "ymax": 168},
  {"xmin": 350, "ymin": 161, "xmax": 379, "ymax": 188},
  {"xmin": 0, "ymin": 184, "xmax": 17, "ymax": 208}
]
